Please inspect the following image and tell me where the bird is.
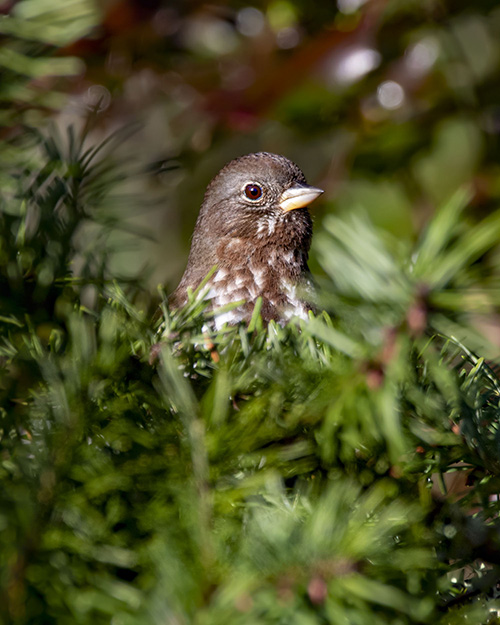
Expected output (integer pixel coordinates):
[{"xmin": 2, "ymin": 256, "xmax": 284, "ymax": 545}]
[{"xmin": 169, "ymin": 152, "xmax": 323, "ymax": 327}]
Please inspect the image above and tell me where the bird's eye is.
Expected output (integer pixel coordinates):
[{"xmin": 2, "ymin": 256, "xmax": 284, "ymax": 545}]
[{"xmin": 244, "ymin": 184, "xmax": 263, "ymax": 201}]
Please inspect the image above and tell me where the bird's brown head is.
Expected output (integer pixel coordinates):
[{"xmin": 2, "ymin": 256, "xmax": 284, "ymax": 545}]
[{"xmin": 197, "ymin": 152, "xmax": 323, "ymax": 242}]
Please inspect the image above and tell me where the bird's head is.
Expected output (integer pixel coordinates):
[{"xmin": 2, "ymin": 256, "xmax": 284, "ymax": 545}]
[{"xmin": 198, "ymin": 152, "xmax": 323, "ymax": 240}]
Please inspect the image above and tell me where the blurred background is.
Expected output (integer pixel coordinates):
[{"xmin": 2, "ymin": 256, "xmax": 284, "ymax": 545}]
[{"xmin": 3, "ymin": 0, "xmax": 500, "ymax": 292}]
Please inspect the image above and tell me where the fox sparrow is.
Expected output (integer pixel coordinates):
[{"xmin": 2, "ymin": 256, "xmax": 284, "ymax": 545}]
[{"xmin": 170, "ymin": 152, "xmax": 323, "ymax": 326}]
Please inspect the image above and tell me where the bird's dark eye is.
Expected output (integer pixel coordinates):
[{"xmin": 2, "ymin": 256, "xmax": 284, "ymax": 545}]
[{"xmin": 244, "ymin": 184, "xmax": 263, "ymax": 201}]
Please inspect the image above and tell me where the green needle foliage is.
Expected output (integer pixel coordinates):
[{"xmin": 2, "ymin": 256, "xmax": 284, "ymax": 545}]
[
  {"xmin": 0, "ymin": 0, "xmax": 100, "ymax": 132},
  {"xmin": 2, "ymin": 124, "xmax": 500, "ymax": 625}
]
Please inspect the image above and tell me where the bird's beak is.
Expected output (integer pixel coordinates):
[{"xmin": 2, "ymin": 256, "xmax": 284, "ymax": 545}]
[{"xmin": 278, "ymin": 183, "xmax": 324, "ymax": 212}]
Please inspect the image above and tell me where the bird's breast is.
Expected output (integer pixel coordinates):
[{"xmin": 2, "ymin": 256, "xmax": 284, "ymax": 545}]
[{"xmin": 207, "ymin": 238, "xmax": 311, "ymax": 326}]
